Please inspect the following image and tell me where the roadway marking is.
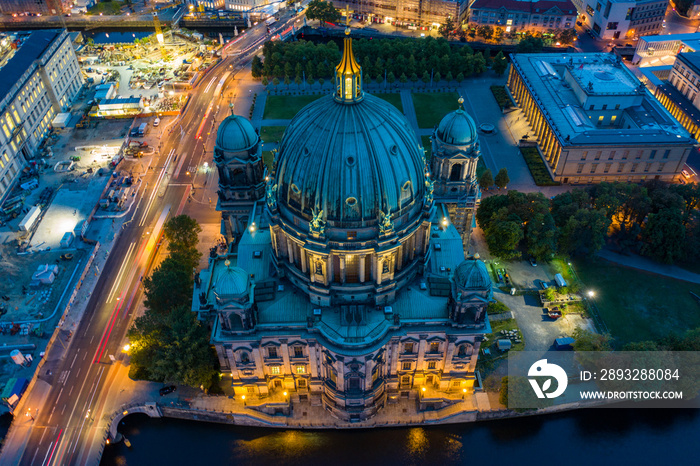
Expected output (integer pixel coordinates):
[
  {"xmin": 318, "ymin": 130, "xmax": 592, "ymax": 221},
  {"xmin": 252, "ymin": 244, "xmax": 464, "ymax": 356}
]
[
  {"xmin": 69, "ymin": 367, "xmax": 105, "ymax": 457},
  {"xmin": 70, "ymin": 354, "xmax": 77, "ymax": 369},
  {"xmin": 58, "ymin": 371, "xmax": 69, "ymax": 386},
  {"xmin": 140, "ymin": 148, "xmax": 175, "ymax": 227},
  {"xmin": 203, "ymin": 75, "xmax": 218, "ymax": 93},
  {"xmin": 61, "ymin": 404, "xmax": 66, "ymax": 414},
  {"xmin": 41, "ymin": 441, "xmax": 54, "ymax": 466},
  {"xmin": 89, "ymin": 335, "xmax": 94, "ymax": 345},
  {"xmin": 83, "ymin": 352, "xmax": 87, "ymax": 361},
  {"xmin": 107, "ymin": 241, "xmax": 136, "ymax": 303},
  {"xmin": 43, "ymin": 428, "xmax": 62, "ymax": 466}
]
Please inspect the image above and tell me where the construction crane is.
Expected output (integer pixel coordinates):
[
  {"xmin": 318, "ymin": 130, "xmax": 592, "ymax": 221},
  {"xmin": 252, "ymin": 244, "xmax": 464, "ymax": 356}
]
[{"xmin": 152, "ymin": 10, "xmax": 167, "ymax": 60}]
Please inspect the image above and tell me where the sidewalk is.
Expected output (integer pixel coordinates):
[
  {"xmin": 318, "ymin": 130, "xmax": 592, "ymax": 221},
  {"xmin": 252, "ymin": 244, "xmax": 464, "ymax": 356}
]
[{"xmin": 597, "ymin": 249, "xmax": 700, "ymax": 284}]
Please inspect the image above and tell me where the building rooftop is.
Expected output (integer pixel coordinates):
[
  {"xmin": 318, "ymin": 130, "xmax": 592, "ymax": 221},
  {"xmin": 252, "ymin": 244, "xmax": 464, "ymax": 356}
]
[
  {"xmin": 638, "ymin": 32, "xmax": 700, "ymax": 44},
  {"xmin": 677, "ymin": 52, "xmax": 700, "ymax": 77},
  {"xmin": 0, "ymin": 30, "xmax": 62, "ymax": 102},
  {"xmin": 469, "ymin": 0, "xmax": 576, "ymax": 14},
  {"xmin": 510, "ymin": 53, "xmax": 694, "ymax": 145}
]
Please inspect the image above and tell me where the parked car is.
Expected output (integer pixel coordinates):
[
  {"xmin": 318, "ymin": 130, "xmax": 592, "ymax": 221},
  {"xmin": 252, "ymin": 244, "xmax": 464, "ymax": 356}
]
[
  {"xmin": 60, "ymin": 253, "xmax": 73, "ymax": 261},
  {"xmin": 547, "ymin": 307, "xmax": 562, "ymax": 320},
  {"xmin": 682, "ymin": 169, "xmax": 691, "ymax": 179},
  {"xmin": 539, "ymin": 280, "xmax": 549, "ymax": 290},
  {"xmin": 153, "ymin": 117, "xmax": 161, "ymax": 127},
  {"xmin": 159, "ymin": 385, "xmax": 177, "ymax": 396},
  {"xmin": 529, "ymin": 257, "xmax": 537, "ymax": 267}
]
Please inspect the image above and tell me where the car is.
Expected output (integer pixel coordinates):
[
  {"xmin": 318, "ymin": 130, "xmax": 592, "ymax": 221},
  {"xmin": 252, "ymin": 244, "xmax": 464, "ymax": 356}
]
[
  {"xmin": 682, "ymin": 169, "xmax": 691, "ymax": 179},
  {"xmin": 60, "ymin": 253, "xmax": 73, "ymax": 261},
  {"xmin": 86, "ymin": 100, "xmax": 94, "ymax": 107},
  {"xmin": 539, "ymin": 280, "xmax": 549, "ymax": 290},
  {"xmin": 547, "ymin": 307, "xmax": 562, "ymax": 319},
  {"xmin": 153, "ymin": 117, "xmax": 161, "ymax": 127},
  {"xmin": 529, "ymin": 257, "xmax": 537, "ymax": 267},
  {"xmin": 159, "ymin": 385, "xmax": 177, "ymax": 396}
]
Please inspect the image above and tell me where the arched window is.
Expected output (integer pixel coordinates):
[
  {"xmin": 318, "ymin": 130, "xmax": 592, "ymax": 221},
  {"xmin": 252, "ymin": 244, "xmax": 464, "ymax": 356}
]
[
  {"xmin": 240, "ymin": 351, "xmax": 250, "ymax": 364},
  {"xmin": 450, "ymin": 163, "xmax": 462, "ymax": 181}
]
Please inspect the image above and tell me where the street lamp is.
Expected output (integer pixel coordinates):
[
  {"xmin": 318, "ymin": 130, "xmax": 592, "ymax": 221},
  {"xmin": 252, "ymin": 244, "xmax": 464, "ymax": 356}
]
[
  {"xmin": 123, "ymin": 344, "xmax": 131, "ymax": 352},
  {"xmin": 587, "ymin": 290, "xmax": 595, "ymax": 298}
]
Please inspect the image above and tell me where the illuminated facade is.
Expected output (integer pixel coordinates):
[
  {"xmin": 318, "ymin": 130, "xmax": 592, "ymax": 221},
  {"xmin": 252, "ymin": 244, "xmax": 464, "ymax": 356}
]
[
  {"xmin": 654, "ymin": 52, "xmax": 700, "ymax": 141},
  {"xmin": 576, "ymin": 0, "xmax": 667, "ymax": 40},
  {"xmin": 333, "ymin": 0, "xmax": 469, "ymax": 28},
  {"xmin": 468, "ymin": 0, "xmax": 577, "ymax": 33},
  {"xmin": 507, "ymin": 53, "xmax": 695, "ymax": 184},
  {"xmin": 0, "ymin": 30, "xmax": 83, "ymax": 202},
  {"xmin": 194, "ymin": 28, "xmax": 490, "ymax": 421},
  {"xmin": 0, "ymin": 0, "xmax": 71, "ymax": 15}
]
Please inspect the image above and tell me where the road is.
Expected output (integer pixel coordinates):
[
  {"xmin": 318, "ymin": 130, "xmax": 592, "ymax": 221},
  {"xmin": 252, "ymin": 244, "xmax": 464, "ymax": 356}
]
[{"xmin": 0, "ymin": 7, "xmax": 301, "ymax": 465}]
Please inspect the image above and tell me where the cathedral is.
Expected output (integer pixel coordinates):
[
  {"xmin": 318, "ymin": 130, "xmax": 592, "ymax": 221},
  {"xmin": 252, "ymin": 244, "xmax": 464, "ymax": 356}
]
[{"xmin": 192, "ymin": 29, "xmax": 491, "ymax": 421}]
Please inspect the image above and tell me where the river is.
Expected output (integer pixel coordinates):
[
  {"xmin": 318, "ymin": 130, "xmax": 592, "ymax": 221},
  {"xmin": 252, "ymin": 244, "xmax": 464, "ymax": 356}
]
[{"xmin": 99, "ymin": 409, "xmax": 700, "ymax": 465}]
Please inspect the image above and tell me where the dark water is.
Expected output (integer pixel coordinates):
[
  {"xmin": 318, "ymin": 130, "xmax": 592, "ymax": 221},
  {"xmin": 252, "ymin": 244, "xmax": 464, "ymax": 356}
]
[
  {"xmin": 82, "ymin": 31, "xmax": 152, "ymax": 44},
  {"xmin": 100, "ymin": 409, "xmax": 700, "ymax": 466}
]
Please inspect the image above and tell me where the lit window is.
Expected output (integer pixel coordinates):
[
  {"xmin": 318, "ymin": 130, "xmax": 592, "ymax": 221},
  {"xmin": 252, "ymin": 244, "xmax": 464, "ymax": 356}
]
[
  {"xmin": 430, "ymin": 342, "xmax": 439, "ymax": 353},
  {"xmin": 296, "ymin": 365, "xmax": 306, "ymax": 374},
  {"xmin": 402, "ymin": 362, "xmax": 412, "ymax": 370},
  {"xmin": 428, "ymin": 361, "xmax": 437, "ymax": 369},
  {"xmin": 271, "ymin": 366, "xmax": 280, "ymax": 375}
]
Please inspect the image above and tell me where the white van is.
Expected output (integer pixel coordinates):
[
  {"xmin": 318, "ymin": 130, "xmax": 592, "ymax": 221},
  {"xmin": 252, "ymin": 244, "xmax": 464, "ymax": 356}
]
[{"xmin": 153, "ymin": 117, "xmax": 161, "ymax": 127}]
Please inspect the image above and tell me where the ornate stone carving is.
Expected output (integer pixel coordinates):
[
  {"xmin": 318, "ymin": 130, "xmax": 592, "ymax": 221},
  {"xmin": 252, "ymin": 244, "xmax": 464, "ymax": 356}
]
[
  {"xmin": 378, "ymin": 208, "xmax": 394, "ymax": 235},
  {"xmin": 424, "ymin": 176, "xmax": 435, "ymax": 204},
  {"xmin": 309, "ymin": 207, "xmax": 326, "ymax": 237},
  {"xmin": 266, "ymin": 181, "xmax": 277, "ymax": 209}
]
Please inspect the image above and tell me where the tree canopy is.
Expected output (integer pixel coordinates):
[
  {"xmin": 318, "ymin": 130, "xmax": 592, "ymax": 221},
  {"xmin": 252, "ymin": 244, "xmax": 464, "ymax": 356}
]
[{"xmin": 305, "ymin": 0, "xmax": 341, "ymax": 24}]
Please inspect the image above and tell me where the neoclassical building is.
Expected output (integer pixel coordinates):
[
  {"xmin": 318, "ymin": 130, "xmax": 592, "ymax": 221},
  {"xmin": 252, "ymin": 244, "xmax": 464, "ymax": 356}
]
[{"xmin": 193, "ymin": 29, "xmax": 491, "ymax": 421}]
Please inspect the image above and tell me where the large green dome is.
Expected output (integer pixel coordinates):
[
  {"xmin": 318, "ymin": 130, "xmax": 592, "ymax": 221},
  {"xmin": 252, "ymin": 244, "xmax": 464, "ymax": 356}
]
[{"xmin": 273, "ymin": 93, "xmax": 427, "ymax": 239}]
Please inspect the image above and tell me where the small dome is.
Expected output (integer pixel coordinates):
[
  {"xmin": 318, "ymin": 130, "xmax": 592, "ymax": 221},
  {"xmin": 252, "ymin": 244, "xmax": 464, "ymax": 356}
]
[
  {"xmin": 436, "ymin": 109, "xmax": 478, "ymax": 146},
  {"xmin": 215, "ymin": 113, "xmax": 258, "ymax": 154},
  {"xmin": 215, "ymin": 262, "xmax": 250, "ymax": 299},
  {"xmin": 454, "ymin": 260, "xmax": 491, "ymax": 291}
]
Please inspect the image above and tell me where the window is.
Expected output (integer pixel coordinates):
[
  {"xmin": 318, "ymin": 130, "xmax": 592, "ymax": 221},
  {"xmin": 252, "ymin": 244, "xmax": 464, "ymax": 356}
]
[
  {"xmin": 268, "ymin": 347, "xmax": 278, "ymax": 358},
  {"xmin": 650, "ymin": 150, "xmax": 657, "ymax": 159},
  {"xmin": 430, "ymin": 342, "xmax": 439, "ymax": 353},
  {"xmin": 609, "ymin": 151, "xmax": 615, "ymax": 160},
  {"xmin": 663, "ymin": 150, "xmax": 670, "ymax": 159},
  {"xmin": 604, "ymin": 163, "xmax": 612, "ymax": 173},
  {"xmin": 636, "ymin": 150, "xmax": 643, "ymax": 159},
  {"xmin": 298, "ymin": 379, "xmax": 307, "ymax": 388},
  {"xmin": 658, "ymin": 162, "xmax": 665, "ymax": 172},
  {"xmin": 428, "ymin": 361, "xmax": 437, "ymax": 370},
  {"xmin": 402, "ymin": 362, "xmax": 412, "ymax": 370},
  {"xmin": 296, "ymin": 365, "xmax": 306, "ymax": 374},
  {"xmin": 404, "ymin": 342, "xmax": 414, "ymax": 353},
  {"xmin": 271, "ymin": 366, "xmax": 280, "ymax": 375},
  {"xmin": 240, "ymin": 352, "xmax": 250, "ymax": 364},
  {"xmin": 615, "ymin": 104, "xmax": 620, "ymax": 110},
  {"xmin": 632, "ymin": 163, "xmax": 638, "ymax": 173},
  {"xmin": 617, "ymin": 163, "xmax": 625, "ymax": 173},
  {"xmin": 591, "ymin": 164, "xmax": 598, "ymax": 173},
  {"xmin": 598, "ymin": 116, "xmax": 604, "ymax": 125},
  {"xmin": 644, "ymin": 163, "xmax": 652, "ymax": 172},
  {"xmin": 595, "ymin": 151, "xmax": 602, "ymax": 160},
  {"xmin": 581, "ymin": 151, "xmax": 588, "ymax": 160},
  {"xmin": 577, "ymin": 164, "xmax": 584, "ymax": 174},
  {"xmin": 602, "ymin": 104, "xmax": 608, "ymax": 110},
  {"xmin": 589, "ymin": 105, "xmax": 595, "ymax": 110},
  {"xmin": 401, "ymin": 375, "xmax": 411, "ymax": 385},
  {"xmin": 247, "ymin": 386, "xmax": 255, "ymax": 394},
  {"xmin": 294, "ymin": 346, "xmax": 303, "ymax": 358}
]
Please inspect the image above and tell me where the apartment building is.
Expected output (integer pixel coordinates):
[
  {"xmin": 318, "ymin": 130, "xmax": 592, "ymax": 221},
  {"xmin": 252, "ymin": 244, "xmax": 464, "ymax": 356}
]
[
  {"xmin": 468, "ymin": 0, "xmax": 577, "ymax": 33},
  {"xmin": 577, "ymin": 0, "xmax": 668, "ymax": 40}
]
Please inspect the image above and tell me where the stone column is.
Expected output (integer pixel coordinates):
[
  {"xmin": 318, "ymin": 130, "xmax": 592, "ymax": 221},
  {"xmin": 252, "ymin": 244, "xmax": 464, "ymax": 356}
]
[
  {"xmin": 281, "ymin": 340, "xmax": 291, "ymax": 373},
  {"xmin": 327, "ymin": 254, "xmax": 333, "ymax": 286},
  {"xmin": 339, "ymin": 255, "xmax": 346, "ymax": 283},
  {"xmin": 300, "ymin": 248, "xmax": 307, "ymax": 274},
  {"xmin": 397, "ymin": 245, "xmax": 403, "ymax": 271},
  {"xmin": 359, "ymin": 254, "xmax": 366, "ymax": 283},
  {"xmin": 288, "ymin": 238, "xmax": 295, "ymax": 264},
  {"xmin": 409, "ymin": 235, "xmax": 416, "ymax": 261}
]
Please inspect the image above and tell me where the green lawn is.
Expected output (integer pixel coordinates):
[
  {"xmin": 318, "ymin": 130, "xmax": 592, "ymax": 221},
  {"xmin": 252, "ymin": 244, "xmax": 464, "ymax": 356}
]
[
  {"xmin": 573, "ymin": 258, "xmax": 700, "ymax": 345},
  {"xmin": 373, "ymin": 93, "xmax": 403, "ymax": 113},
  {"xmin": 490, "ymin": 85, "xmax": 513, "ymax": 110},
  {"xmin": 263, "ymin": 95, "xmax": 323, "ymax": 119},
  {"xmin": 87, "ymin": 1, "xmax": 123, "ymax": 15},
  {"xmin": 262, "ymin": 151, "xmax": 274, "ymax": 172},
  {"xmin": 260, "ymin": 126, "xmax": 286, "ymax": 144},
  {"xmin": 520, "ymin": 146, "xmax": 560, "ymax": 186},
  {"xmin": 421, "ymin": 135, "xmax": 432, "ymax": 160},
  {"xmin": 412, "ymin": 92, "xmax": 460, "ymax": 128}
]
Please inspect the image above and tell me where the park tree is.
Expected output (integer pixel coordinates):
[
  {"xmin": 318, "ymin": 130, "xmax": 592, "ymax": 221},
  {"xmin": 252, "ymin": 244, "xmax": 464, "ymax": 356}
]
[
  {"xmin": 494, "ymin": 27, "xmax": 504, "ymax": 43},
  {"xmin": 164, "ymin": 215, "xmax": 202, "ymax": 269},
  {"xmin": 410, "ymin": 72, "xmax": 419, "ymax": 84},
  {"xmin": 572, "ymin": 328, "xmax": 612, "ymax": 352},
  {"xmin": 479, "ymin": 169, "xmax": 494, "ymax": 191},
  {"xmin": 399, "ymin": 73, "xmax": 408, "ymax": 85},
  {"xmin": 251, "ymin": 56, "xmax": 263, "ymax": 78},
  {"xmin": 438, "ymin": 16, "xmax": 455, "ymax": 39},
  {"xmin": 272, "ymin": 77, "xmax": 280, "ymax": 89},
  {"xmin": 421, "ymin": 70, "xmax": 430, "ymax": 85},
  {"xmin": 477, "ymin": 25, "xmax": 493, "ymax": 41},
  {"xmin": 456, "ymin": 72, "xmax": 464, "ymax": 83},
  {"xmin": 671, "ymin": 182, "xmax": 700, "ymax": 225},
  {"xmin": 551, "ymin": 190, "xmax": 592, "ymax": 226},
  {"xmin": 517, "ymin": 34, "xmax": 545, "ymax": 53},
  {"xmin": 434, "ymin": 71, "xmax": 442, "ymax": 83},
  {"xmin": 492, "ymin": 51, "xmax": 507, "ymax": 76},
  {"xmin": 641, "ymin": 208, "xmax": 685, "ymax": 264},
  {"xmin": 526, "ymin": 212, "xmax": 557, "ymax": 261},
  {"xmin": 558, "ymin": 28, "xmax": 577, "ymax": 45},
  {"xmin": 445, "ymin": 71, "xmax": 453, "ymax": 83},
  {"xmin": 485, "ymin": 219, "xmax": 524, "ymax": 259},
  {"xmin": 476, "ymin": 194, "xmax": 511, "ymax": 229},
  {"xmin": 261, "ymin": 76, "xmax": 269, "ymax": 87},
  {"xmin": 128, "ymin": 305, "xmax": 219, "ymax": 390},
  {"xmin": 472, "ymin": 52, "xmax": 486, "ymax": 74},
  {"xmin": 284, "ymin": 75, "xmax": 291, "ymax": 89},
  {"xmin": 294, "ymin": 75, "xmax": 302, "ymax": 87},
  {"xmin": 558, "ymin": 208, "xmax": 610, "ymax": 257},
  {"xmin": 143, "ymin": 251, "xmax": 195, "ymax": 316},
  {"xmin": 494, "ymin": 167, "xmax": 509, "ymax": 189},
  {"xmin": 305, "ymin": 0, "xmax": 341, "ymax": 24},
  {"xmin": 387, "ymin": 71, "xmax": 396, "ymax": 84}
]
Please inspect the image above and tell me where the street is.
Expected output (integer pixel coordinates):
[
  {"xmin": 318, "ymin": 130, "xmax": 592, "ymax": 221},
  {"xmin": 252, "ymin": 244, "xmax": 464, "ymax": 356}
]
[{"xmin": 0, "ymin": 7, "xmax": 302, "ymax": 464}]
